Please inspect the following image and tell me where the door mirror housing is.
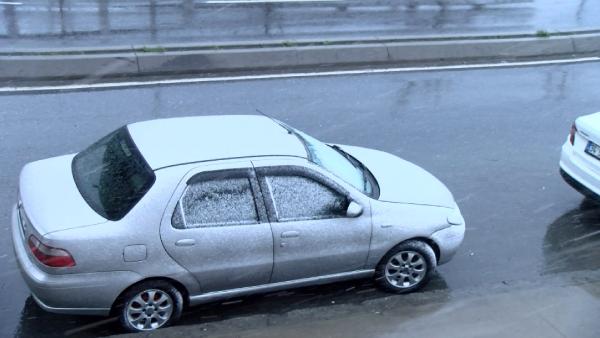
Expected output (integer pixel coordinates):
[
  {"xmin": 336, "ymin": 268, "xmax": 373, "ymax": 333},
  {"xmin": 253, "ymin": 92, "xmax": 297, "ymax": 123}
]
[{"xmin": 346, "ymin": 201, "xmax": 363, "ymax": 217}]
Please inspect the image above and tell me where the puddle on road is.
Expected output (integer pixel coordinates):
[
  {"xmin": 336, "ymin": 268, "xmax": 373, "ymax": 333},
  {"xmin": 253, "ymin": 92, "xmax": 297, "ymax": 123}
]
[
  {"xmin": 12, "ymin": 276, "xmax": 449, "ymax": 337},
  {"xmin": 543, "ymin": 198, "xmax": 600, "ymax": 274}
]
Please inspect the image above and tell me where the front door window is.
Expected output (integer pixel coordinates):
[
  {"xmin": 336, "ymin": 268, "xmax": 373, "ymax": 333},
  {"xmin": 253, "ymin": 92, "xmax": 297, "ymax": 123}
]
[{"xmin": 264, "ymin": 175, "xmax": 348, "ymax": 222}]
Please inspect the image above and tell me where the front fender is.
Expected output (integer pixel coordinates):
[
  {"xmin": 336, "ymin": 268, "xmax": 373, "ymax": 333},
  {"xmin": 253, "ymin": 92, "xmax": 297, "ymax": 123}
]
[{"xmin": 366, "ymin": 201, "xmax": 452, "ymax": 267}]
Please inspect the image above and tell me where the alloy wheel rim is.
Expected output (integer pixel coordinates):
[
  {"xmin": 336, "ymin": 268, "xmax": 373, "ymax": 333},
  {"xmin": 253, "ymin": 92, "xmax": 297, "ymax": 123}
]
[
  {"xmin": 385, "ymin": 251, "xmax": 427, "ymax": 288},
  {"xmin": 126, "ymin": 289, "xmax": 174, "ymax": 331}
]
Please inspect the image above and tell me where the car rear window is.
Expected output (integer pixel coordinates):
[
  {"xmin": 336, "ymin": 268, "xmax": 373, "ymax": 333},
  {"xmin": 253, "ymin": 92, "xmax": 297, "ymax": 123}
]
[{"xmin": 72, "ymin": 127, "xmax": 155, "ymax": 221}]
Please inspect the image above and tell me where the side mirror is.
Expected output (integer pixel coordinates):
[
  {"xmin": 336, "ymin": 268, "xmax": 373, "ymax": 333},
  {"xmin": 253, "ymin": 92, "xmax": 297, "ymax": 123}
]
[{"xmin": 346, "ymin": 201, "xmax": 363, "ymax": 217}]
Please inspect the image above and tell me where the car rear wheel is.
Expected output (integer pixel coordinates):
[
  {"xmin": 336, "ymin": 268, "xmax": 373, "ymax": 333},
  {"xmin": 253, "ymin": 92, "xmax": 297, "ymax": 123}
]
[
  {"xmin": 118, "ymin": 280, "xmax": 183, "ymax": 332},
  {"xmin": 375, "ymin": 240, "xmax": 437, "ymax": 294}
]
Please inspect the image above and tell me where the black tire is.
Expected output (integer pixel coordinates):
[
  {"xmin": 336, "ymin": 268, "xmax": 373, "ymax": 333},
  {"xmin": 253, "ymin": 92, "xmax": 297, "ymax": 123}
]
[
  {"xmin": 117, "ymin": 280, "xmax": 184, "ymax": 332},
  {"xmin": 374, "ymin": 240, "xmax": 437, "ymax": 294}
]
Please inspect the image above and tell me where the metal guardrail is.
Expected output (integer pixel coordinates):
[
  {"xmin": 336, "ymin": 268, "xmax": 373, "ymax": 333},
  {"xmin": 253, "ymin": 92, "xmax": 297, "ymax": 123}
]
[{"xmin": 0, "ymin": 0, "xmax": 541, "ymax": 48}]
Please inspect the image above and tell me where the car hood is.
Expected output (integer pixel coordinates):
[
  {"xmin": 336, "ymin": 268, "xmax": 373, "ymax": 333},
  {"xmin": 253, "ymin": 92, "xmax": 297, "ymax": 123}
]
[
  {"xmin": 337, "ymin": 145, "xmax": 455, "ymax": 208},
  {"xmin": 19, "ymin": 154, "xmax": 107, "ymax": 235}
]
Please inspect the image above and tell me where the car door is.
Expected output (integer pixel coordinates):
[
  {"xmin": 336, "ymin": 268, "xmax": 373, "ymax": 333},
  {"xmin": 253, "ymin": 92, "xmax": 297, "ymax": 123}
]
[
  {"xmin": 160, "ymin": 161, "xmax": 273, "ymax": 293},
  {"xmin": 253, "ymin": 160, "xmax": 372, "ymax": 283}
]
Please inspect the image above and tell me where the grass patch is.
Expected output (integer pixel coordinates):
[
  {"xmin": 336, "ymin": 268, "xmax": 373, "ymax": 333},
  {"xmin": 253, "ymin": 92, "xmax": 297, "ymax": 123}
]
[
  {"xmin": 141, "ymin": 46, "xmax": 166, "ymax": 53},
  {"xmin": 536, "ymin": 30, "xmax": 550, "ymax": 38}
]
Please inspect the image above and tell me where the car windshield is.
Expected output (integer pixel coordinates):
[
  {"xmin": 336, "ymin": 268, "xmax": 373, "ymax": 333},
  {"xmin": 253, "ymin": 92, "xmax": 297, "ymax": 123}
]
[
  {"xmin": 291, "ymin": 128, "xmax": 376, "ymax": 198},
  {"xmin": 71, "ymin": 127, "xmax": 155, "ymax": 221}
]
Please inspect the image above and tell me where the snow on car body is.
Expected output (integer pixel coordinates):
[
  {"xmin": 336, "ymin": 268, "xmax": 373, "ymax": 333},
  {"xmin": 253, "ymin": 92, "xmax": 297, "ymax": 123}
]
[{"xmin": 12, "ymin": 115, "xmax": 465, "ymax": 332}]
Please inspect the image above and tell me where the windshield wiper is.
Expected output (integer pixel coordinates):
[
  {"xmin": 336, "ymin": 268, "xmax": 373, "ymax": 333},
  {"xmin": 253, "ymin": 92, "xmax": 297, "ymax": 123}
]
[
  {"xmin": 329, "ymin": 145, "xmax": 354, "ymax": 163},
  {"xmin": 329, "ymin": 145, "xmax": 369, "ymax": 191}
]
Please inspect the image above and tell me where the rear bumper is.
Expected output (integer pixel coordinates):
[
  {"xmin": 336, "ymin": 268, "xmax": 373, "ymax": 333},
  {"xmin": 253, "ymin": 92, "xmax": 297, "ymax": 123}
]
[
  {"xmin": 559, "ymin": 140, "xmax": 600, "ymax": 199},
  {"xmin": 560, "ymin": 168, "xmax": 600, "ymax": 200},
  {"xmin": 11, "ymin": 204, "xmax": 141, "ymax": 316},
  {"xmin": 30, "ymin": 293, "xmax": 107, "ymax": 316}
]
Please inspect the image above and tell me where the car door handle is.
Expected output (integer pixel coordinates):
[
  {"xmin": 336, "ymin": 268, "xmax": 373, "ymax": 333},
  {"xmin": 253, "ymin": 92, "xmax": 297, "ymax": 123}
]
[
  {"xmin": 281, "ymin": 231, "xmax": 300, "ymax": 238},
  {"xmin": 175, "ymin": 239, "xmax": 196, "ymax": 247}
]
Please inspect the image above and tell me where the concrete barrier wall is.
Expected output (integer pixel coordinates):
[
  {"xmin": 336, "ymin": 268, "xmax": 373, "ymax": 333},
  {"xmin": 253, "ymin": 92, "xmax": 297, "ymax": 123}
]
[{"xmin": 1, "ymin": 33, "xmax": 599, "ymax": 81}]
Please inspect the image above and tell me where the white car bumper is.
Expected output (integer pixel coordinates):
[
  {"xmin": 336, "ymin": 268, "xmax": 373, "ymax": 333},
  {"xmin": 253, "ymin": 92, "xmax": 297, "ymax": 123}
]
[{"xmin": 559, "ymin": 139, "xmax": 600, "ymax": 198}]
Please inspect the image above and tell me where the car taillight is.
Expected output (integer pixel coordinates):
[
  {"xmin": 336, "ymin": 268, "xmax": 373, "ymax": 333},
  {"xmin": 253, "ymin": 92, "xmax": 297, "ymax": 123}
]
[
  {"xmin": 28, "ymin": 235, "xmax": 76, "ymax": 268},
  {"xmin": 569, "ymin": 123, "xmax": 577, "ymax": 145}
]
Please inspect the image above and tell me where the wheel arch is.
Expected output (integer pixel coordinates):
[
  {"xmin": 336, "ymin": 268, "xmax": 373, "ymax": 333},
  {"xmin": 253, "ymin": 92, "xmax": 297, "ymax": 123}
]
[
  {"xmin": 110, "ymin": 276, "xmax": 190, "ymax": 315},
  {"xmin": 377, "ymin": 237, "xmax": 441, "ymax": 266},
  {"xmin": 412, "ymin": 237, "xmax": 441, "ymax": 263}
]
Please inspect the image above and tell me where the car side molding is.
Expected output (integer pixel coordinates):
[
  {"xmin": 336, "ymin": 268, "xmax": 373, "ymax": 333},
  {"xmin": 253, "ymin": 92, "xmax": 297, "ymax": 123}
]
[{"xmin": 188, "ymin": 269, "xmax": 375, "ymax": 306}]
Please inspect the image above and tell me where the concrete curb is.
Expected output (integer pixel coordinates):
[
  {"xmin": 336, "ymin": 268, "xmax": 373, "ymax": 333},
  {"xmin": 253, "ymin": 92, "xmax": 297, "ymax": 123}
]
[{"xmin": 2, "ymin": 32, "xmax": 600, "ymax": 81}]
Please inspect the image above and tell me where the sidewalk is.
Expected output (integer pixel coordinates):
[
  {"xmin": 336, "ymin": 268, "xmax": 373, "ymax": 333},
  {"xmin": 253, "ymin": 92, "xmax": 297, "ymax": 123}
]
[{"xmin": 117, "ymin": 274, "xmax": 600, "ymax": 338}]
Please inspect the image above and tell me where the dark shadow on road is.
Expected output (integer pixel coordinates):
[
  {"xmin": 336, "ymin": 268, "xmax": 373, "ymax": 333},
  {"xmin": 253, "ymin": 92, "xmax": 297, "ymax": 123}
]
[
  {"xmin": 13, "ymin": 274, "xmax": 448, "ymax": 337},
  {"xmin": 543, "ymin": 198, "xmax": 600, "ymax": 275},
  {"xmin": 179, "ymin": 275, "xmax": 448, "ymax": 326},
  {"xmin": 13, "ymin": 297, "xmax": 115, "ymax": 338}
]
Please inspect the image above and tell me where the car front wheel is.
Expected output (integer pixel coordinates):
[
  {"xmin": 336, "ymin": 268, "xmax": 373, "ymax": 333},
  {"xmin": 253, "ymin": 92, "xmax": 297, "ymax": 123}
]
[
  {"xmin": 118, "ymin": 280, "xmax": 183, "ymax": 332},
  {"xmin": 375, "ymin": 240, "xmax": 437, "ymax": 294}
]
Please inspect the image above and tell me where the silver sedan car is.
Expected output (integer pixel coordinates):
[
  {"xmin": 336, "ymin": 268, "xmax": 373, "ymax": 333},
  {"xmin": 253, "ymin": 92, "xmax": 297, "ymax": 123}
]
[{"xmin": 12, "ymin": 115, "xmax": 465, "ymax": 332}]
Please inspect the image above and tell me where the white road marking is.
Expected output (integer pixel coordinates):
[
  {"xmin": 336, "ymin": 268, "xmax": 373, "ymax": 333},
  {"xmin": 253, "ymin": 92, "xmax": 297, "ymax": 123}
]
[
  {"xmin": 63, "ymin": 317, "xmax": 118, "ymax": 337},
  {"xmin": 0, "ymin": 1, "xmax": 23, "ymax": 5},
  {"xmin": 456, "ymin": 193, "xmax": 475, "ymax": 203},
  {"xmin": 565, "ymin": 229, "xmax": 600, "ymax": 244},
  {"xmin": 532, "ymin": 203, "xmax": 555, "ymax": 214},
  {"xmin": 2, "ymin": 56, "xmax": 599, "ymax": 94}
]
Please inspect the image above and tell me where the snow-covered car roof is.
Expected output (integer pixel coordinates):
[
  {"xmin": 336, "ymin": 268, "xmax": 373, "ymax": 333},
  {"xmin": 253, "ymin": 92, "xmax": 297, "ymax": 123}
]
[{"xmin": 127, "ymin": 115, "xmax": 307, "ymax": 170}]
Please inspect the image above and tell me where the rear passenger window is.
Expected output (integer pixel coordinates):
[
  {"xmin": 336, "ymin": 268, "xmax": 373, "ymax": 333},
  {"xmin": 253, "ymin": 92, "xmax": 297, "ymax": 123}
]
[
  {"xmin": 172, "ymin": 177, "xmax": 258, "ymax": 229},
  {"xmin": 265, "ymin": 175, "xmax": 348, "ymax": 222}
]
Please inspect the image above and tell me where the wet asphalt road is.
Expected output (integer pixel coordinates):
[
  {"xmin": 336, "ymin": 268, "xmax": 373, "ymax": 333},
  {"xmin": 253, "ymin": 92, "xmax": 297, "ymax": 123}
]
[
  {"xmin": 2, "ymin": 0, "xmax": 600, "ymax": 51},
  {"xmin": 1, "ymin": 61, "xmax": 600, "ymax": 336}
]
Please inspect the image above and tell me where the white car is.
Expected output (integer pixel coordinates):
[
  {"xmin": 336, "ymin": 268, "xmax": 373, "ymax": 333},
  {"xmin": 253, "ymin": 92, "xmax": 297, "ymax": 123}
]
[
  {"xmin": 560, "ymin": 112, "xmax": 600, "ymax": 199},
  {"xmin": 13, "ymin": 115, "xmax": 465, "ymax": 331}
]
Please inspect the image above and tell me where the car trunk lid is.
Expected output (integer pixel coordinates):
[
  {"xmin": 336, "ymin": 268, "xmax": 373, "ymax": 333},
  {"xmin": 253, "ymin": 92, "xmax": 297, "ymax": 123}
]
[
  {"xmin": 19, "ymin": 154, "xmax": 107, "ymax": 236},
  {"xmin": 577, "ymin": 112, "xmax": 600, "ymax": 146},
  {"xmin": 573, "ymin": 112, "xmax": 600, "ymax": 174}
]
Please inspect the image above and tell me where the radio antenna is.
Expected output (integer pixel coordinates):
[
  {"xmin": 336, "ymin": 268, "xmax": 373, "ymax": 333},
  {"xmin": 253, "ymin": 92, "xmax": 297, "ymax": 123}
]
[{"xmin": 255, "ymin": 108, "xmax": 293, "ymax": 134}]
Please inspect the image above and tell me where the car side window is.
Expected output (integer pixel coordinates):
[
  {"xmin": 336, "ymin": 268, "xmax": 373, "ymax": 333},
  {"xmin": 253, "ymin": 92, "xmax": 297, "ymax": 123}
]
[
  {"xmin": 171, "ymin": 176, "xmax": 258, "ymax": 229},
  {"xmin": 264, "ymin": 175, "xmax": 349, "ymax": 222}
]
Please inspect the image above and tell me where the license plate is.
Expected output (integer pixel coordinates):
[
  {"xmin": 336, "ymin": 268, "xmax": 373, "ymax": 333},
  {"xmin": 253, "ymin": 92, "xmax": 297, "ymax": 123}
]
[{"xmin": 585, "ymin": 141, "xmax": 600, "ymax": 160}]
